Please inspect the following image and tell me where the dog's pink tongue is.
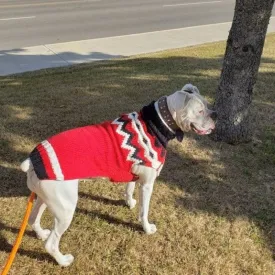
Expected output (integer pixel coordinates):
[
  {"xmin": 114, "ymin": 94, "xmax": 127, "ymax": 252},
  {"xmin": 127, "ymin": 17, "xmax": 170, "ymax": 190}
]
[
  {"xmin": 194, "ymin": 128, "xmax": 205, "ymax": 135},
  {"xmin": 195, "ymin": 128, "xmax": 211, "ymax": 135}
]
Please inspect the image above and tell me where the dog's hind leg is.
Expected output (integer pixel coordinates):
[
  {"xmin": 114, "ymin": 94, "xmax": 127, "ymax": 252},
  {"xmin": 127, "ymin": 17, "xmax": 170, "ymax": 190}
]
[
  {"xmin": 24, "ymin": 165, "xmax": 51, "ymax": 241},
  {"xmin": 125, "ymin": 181, "xmax": 137, "ymax": 209},
  {"xmin": 39, "ymin": 179, "xmax": 79, "ymax": 267},
  {"xmin": 29, "ymin": 196, "xmax": 51, "ymax": 241}
]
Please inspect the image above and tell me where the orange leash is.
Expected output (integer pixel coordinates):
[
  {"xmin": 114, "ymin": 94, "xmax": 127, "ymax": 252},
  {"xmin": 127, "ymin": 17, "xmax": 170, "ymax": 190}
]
[{"xmin": 1, "ymin": 192, "xmax": 36, "ymax": 275}]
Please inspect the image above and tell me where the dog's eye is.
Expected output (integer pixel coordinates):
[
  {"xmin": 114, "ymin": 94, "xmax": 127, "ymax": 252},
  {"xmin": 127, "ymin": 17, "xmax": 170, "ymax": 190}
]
[{"xmin": 199, "ymin": 110, "xmax": 204, "ymax": 115}]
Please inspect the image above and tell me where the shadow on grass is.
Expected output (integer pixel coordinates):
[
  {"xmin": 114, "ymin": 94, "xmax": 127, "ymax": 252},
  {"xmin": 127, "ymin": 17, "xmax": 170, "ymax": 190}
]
[
  {"xmin": 0, "ymin": 166, "xmax": 29, "ymax": 197},
  {"xmin": 0, "ymin": 221, "xmax": 34, "ymax": 238},
  {"xmin": 79, "ymin": 192, "xmax": 126, "ymax": 207},
  {"xmin": 0, "ymin": 48, "xmax": 275, "ymax": 260},
  {"xmin": 76, "ymin": 208, "xmax": 143, "ymax": 233},
  {"xmin": 0, "ymin": 233, "xmax": 56, "ymax": 264}
]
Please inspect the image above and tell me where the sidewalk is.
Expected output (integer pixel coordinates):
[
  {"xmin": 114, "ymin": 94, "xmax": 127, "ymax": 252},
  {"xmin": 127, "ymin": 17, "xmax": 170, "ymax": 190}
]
[{"xmin": 1, "ymin": 18, "xmax": 275, "ymax": 76}]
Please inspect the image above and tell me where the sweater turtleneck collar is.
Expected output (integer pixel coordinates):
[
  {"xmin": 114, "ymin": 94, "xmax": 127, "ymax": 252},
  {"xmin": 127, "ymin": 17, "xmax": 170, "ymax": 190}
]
[{"xmin": 140, "ymin": 100, "xmax": 184, "ymax": 148}]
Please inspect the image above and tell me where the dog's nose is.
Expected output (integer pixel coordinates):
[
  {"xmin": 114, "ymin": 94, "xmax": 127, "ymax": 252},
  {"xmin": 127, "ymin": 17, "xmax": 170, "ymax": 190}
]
[{"xmin": 210, "ymin": 111, "xmax": 217, "ymax": 121}]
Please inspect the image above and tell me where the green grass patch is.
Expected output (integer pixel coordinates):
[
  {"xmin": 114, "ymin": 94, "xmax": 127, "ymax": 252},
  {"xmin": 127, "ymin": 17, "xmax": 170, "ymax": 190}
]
[{"xmin": 0, "ymin": 34, "xmax": 275, "ymax": 275}]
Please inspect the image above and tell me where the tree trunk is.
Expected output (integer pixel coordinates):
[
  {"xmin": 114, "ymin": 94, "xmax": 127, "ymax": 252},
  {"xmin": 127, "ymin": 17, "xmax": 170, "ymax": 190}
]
[{"xmin": 213, "ymin": 0, "xmax": 275, "ymax": 144}]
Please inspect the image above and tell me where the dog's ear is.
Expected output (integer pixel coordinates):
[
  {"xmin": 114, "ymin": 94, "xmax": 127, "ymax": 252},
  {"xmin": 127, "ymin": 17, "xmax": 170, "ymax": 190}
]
[{"xmin": 181, "ymin": 84, "xmax": 200, "ymax": 94}]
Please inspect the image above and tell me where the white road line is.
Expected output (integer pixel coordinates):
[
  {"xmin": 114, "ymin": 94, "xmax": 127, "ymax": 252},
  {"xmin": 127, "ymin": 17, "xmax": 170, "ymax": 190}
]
[
  {"xmin": 0, "ymin": 0, "xmax": 100, "ymax": 8},
  {"xmin": 0, "ymin": 16, "xmax": 36, "ymax": 21},
  {"xmin": 163, "ymin": 1, "xmax": 222, "ymax": 7}
]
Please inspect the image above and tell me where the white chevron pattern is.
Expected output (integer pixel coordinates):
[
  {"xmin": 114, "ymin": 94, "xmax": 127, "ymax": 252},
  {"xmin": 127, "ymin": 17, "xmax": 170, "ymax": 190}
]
[
  {"xmin": 129, "ymin": 112, "xmax": 162, "ymax": 169},
  {"xmin": 112, "ymin": 112, "xmax": 162, "ymax": 170},
  {"xmin": 112, "ymin": 112, "xmax": 142, "ymax": 164}
]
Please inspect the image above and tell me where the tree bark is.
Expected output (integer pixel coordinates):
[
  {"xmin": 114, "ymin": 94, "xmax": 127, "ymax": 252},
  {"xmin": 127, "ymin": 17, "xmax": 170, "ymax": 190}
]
[{"xmin": 213, "ymin": 0, "xmax": 275, "ymax": 144}]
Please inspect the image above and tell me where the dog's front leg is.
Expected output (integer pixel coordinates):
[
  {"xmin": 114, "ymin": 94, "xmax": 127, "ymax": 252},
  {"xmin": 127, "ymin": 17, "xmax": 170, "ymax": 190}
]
[
  {"xmin": 132, "ymin": 165, "xmax": 157, "ymax": 234},
  {"xmin": 139, "ymin": 180, "xmax": 157, "ymax": 234}
]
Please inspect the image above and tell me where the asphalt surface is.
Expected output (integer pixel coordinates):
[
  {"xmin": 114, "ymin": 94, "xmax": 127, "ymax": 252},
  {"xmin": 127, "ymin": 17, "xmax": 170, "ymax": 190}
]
[
  {"xmin": 1, "ymin": 0, "xmax": 274, "ymax": 75},
  {"xmin": 0, "ymin": 0, "xmax": 238, "ymax": 50}
]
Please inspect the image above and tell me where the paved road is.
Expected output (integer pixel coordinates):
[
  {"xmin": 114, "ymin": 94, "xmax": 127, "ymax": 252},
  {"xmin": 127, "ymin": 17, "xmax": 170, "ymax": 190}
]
[
  {"xmin": 0, "ymin": 0, "xmax": 238, "ymax": 50},
  {"xmin": 1, "ymin": 0, "xmax": 275, "ymax": 75}
]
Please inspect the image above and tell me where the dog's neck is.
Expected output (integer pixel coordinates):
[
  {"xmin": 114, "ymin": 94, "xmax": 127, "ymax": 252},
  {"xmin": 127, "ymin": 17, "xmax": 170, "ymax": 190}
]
[
  {"xmin": 140, "ymin": 99, "xmax": 184, "ymax": 148},
  {"xmin": 154, "ymin": 96, "xmax": 179, "ymax": 134}
]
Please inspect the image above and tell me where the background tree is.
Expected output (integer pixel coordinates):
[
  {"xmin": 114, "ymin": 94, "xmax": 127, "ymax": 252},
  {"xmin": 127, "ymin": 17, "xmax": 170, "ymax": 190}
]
[{"xmin": 213, "ymin": 0, "xmax": 275, "ymax": 144}]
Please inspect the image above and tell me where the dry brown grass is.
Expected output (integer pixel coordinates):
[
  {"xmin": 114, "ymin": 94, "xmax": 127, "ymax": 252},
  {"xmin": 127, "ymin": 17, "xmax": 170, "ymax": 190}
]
[{"xmin": 0, "ymin": 34, "xmax": 275, "ymax": 275}]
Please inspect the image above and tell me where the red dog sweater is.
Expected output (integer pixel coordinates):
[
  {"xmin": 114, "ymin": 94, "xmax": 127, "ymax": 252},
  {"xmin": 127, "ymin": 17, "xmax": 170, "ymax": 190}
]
[{"xmin": 29, "ymin": 111, "xmax": 167, "ymax": 182}]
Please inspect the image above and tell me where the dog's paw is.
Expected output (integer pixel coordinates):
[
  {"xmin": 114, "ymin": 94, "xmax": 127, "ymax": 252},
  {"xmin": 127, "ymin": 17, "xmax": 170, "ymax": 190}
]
[
  {"xmin": 37, "ymin": 229, "xmax": 51, "ymax": 241},
  {"xmin": 57, "ymin": 254, "xmax": 74, "ymax": 267},
  {"xmin": 126, "ymin": 198, "xmax": 137, "ymax": 209},
  {"xmin": 143, "ymin": 223, "xmax": 157, "ymax": 235}
]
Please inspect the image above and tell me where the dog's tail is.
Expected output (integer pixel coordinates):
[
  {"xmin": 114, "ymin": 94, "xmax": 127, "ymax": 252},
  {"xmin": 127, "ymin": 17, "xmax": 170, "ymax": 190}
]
[{"xmin": 20, "ymin": 158, "xmax": 31, "ymax": 172}]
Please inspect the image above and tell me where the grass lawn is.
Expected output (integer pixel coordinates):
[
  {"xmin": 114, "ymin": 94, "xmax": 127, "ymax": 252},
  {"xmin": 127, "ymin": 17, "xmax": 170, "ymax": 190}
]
[{"xmin": 0, "ymin": 34, "xmax": 275, "ymax": 275}]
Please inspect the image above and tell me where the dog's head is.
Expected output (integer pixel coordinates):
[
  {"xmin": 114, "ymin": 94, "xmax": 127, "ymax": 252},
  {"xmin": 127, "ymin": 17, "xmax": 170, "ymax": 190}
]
[{"xmin": 167, "ymin": 84, "xmax": 216, "ymax": 135}]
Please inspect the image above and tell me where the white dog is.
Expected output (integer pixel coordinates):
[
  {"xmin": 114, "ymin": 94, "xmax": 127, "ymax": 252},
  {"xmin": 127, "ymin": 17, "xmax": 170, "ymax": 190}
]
[{"xmin": 20, "ymin": 84, "xmax": 216, "ymax": 266}]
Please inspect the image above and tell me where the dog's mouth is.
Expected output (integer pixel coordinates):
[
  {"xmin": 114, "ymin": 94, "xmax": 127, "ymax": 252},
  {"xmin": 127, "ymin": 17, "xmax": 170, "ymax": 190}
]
[{"xmin": 191, "ymin": 123, "xmax": 213, "ymax": 135}]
